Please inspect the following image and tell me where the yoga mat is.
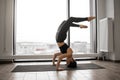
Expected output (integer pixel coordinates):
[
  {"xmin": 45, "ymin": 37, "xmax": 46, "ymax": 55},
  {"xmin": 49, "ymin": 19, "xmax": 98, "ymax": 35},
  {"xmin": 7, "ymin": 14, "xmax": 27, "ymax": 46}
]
[{"xmin": 12, "ymin": 63, "xmax": 105, "ymax": 72}]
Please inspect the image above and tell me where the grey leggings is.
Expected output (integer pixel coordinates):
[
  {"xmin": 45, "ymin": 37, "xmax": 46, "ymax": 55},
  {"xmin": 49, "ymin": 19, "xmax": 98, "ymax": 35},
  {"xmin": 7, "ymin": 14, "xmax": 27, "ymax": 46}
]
[{"xmin": 56, "ymin": 17, "xmax": 88, "ymax": 42}]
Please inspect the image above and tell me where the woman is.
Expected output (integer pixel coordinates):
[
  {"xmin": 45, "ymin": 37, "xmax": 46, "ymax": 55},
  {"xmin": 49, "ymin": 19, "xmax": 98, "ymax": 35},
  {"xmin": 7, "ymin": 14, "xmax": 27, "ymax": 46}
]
[{"xmin": 52, "ymin": 16, "xmax": 95, "ymax": 71}]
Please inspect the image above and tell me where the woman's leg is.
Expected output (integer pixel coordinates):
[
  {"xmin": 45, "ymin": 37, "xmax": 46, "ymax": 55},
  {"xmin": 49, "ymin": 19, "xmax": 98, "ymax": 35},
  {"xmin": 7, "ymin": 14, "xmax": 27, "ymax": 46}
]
[
  {"xmin": 67, "ymin": 16, "xmax": 95, "ymax": 23},
  {"xmin": 67, "ymin": 17, "xmax": 88, "ymax": 23}
]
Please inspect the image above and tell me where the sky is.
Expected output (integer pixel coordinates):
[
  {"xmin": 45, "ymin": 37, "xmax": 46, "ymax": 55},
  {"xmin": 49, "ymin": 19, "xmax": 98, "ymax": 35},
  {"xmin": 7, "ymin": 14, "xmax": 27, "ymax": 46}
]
[{"xmin": 16, "ymin": 0, "xmax": 90, "ymax": 44}]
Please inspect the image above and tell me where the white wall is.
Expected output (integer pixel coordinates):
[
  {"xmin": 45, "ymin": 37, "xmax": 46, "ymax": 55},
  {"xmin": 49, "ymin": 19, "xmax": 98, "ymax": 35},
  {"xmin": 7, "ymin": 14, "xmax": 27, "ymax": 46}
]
[
  {"xmin": 97, "ymin": 0, "xmax": 120, "ymax": 61},
  {"xmin": 105, "ymin": 0, "xmax": 115, "ymax": 60},
  {"xmin": 0, "ymin": 0, "xmax": 14, "ymax": 57},
  {"xmin": 5, "ymin": 0, "xmax": 14, "ymax": 56},
  {"xmin": 114, "ymin": 0, "xmax": 120, "ymax": 60},
  {"xmin": 0, "ymin": 0, "xmax": 6, "ymax": 56},
  {"xmin": 106, "ymin": 0, "xmax": 114, "ymax": 19}
]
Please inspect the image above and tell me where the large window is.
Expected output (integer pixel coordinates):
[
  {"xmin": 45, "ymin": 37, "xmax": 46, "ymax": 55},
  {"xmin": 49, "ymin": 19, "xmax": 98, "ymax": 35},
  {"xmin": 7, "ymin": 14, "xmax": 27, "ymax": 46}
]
[
  {"xmin": 15, "ymin": 0, "xmax": 95, "ymax": 56},
  {"xmin": 15, "ymin": 0, "xmax": 67, "ymax": 55},
  {"xmin": 70, "ymin": 0, "xmax": 92, "ymax": 54}
]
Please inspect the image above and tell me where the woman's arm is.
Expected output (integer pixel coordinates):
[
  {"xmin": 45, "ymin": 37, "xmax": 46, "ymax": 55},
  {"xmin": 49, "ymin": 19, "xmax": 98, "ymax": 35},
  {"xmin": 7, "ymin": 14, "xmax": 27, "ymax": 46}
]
[
  {"xmin": 52, "ymin": 53, "xmax": 62, "ymax": 66},
  {"xmin": 56, "ymin": 54, "xmax": 67, "ymax": 71}
]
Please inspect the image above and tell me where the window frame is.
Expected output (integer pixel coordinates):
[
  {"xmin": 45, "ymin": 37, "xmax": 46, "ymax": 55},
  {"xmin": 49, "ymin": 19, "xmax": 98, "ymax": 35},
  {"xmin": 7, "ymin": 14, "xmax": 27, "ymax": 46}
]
[{"xmin": 13, "ymin": 0, "xmax": 97, "ymax": 60}]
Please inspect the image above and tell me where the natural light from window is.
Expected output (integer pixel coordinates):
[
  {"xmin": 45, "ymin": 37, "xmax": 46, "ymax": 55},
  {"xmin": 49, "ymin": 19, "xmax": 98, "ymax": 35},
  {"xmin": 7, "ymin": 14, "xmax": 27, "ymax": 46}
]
[
  {"xmin": 70, "ymin": 0, "xmax": 91, "ymax": 54},
  {"xmin": 15, "ymin": 0, "xmax": 91, "ymax": 55},
  {"xmin": 16, "ymin": 0, "xmax": 66, "ymax": 55}
]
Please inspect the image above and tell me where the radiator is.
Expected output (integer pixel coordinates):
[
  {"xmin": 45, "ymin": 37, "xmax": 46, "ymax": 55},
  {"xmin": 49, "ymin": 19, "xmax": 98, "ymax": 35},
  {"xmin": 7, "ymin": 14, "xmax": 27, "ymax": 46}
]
[{"xmin": 99, "ymin": 18, "xmax": 113, "ymax": 52}]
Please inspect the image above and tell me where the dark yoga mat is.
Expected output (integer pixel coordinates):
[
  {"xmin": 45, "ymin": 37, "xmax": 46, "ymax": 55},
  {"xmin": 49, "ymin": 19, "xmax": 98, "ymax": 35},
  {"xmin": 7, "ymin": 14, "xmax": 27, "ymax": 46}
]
[{"xmin": 12, "ymin": 63, "xmax": 105, "ymax": 72}]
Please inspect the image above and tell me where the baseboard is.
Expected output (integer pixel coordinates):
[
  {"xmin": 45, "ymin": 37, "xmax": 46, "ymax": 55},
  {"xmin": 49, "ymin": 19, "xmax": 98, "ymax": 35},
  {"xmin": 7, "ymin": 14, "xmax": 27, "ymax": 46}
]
[
  {"xmin": 111, "ymin": 60, "xmax": 120, "ymax": 63},
  {"xmin": 98, "ymin": 58, "xmax": 120, "ymax": 63},
  {"xmin": 0, "ymin": 59, "xmax": 13, "ymax": 64},
  {"xmin": 14, "ymin": 58, "xmax": 96, "ymax": 63}
]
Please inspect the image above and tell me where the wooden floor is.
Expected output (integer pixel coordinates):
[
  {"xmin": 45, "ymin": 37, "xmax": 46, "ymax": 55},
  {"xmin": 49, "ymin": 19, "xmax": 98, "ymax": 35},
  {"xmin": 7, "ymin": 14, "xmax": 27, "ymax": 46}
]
[{"xmin": 0, "ymin": 60, "xmax": 120, "ymax": 80}]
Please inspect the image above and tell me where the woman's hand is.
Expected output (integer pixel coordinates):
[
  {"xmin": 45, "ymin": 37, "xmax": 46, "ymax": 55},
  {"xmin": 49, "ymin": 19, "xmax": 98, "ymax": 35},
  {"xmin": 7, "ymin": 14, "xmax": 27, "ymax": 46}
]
[{"xmin": 79, "ymin": 25, "xmax": 88, "ymax": 29}]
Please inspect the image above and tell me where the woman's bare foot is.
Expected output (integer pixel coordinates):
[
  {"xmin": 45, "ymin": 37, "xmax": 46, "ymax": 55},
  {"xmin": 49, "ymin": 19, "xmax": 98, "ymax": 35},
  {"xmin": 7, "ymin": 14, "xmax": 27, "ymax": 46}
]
[
  {"xmin": 80, "ymin": 25, "xmax": 88, "ymax": 28},
  {"xmin": 56, "ymin": 68, "xmax": 64, "ymax": 71},
  {"xmin": 88, "ymin": 16, "xmax": 96, "ymax": 21}
]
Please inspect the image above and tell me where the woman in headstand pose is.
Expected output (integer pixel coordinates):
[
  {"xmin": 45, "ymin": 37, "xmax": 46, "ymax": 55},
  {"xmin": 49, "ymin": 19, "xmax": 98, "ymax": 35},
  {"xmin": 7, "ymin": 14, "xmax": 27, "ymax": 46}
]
[{"xmin": 52, "ymin": 16, "xmax": 95, "ymax": 71}]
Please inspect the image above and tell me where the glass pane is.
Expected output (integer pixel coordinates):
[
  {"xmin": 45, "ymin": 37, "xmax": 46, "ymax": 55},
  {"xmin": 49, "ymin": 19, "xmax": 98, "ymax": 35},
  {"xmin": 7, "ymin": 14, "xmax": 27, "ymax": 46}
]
[
  {"xmin": 15, "ymin": 0, "xmax": 67, "ymax": 55},
  {"xmin": 70, "ymin": 0, "xmax": 92, "ymax": 54}
]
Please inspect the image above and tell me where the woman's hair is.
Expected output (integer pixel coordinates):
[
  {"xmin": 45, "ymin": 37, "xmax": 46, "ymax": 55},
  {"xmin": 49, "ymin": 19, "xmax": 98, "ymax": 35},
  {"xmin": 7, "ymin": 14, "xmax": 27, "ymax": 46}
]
[{"xmin": 67, "ymin": 60, "xmax": 77, "ymax": 68}]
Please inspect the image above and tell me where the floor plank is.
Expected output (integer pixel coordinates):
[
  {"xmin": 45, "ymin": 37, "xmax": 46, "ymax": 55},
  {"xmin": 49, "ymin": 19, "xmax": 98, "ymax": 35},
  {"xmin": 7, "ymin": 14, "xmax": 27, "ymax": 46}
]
[{"xmin": 0, "ymin": 60, "xmax": 120, "ymax": 80}]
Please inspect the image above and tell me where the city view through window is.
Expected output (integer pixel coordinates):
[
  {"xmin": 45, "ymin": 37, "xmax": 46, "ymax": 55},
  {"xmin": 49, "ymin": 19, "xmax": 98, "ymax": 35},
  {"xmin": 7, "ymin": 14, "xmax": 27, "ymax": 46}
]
[
  {"xmin": 15, "ymin": 0, "xmax": 91, "ymax": 55},
  {"xmin": 70, "ymin": 0, "xmax": 91, "ymax": 54}
]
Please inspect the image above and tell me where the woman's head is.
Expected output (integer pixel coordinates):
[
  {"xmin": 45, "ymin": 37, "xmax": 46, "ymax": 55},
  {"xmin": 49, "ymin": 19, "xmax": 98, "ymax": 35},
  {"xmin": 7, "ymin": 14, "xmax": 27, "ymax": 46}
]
[{"xmin": 67, "ymin": 58, "xmax": 77, "ymax": 68}]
